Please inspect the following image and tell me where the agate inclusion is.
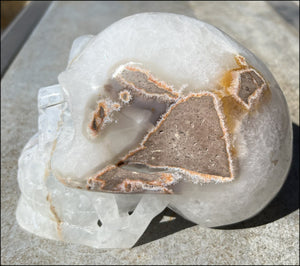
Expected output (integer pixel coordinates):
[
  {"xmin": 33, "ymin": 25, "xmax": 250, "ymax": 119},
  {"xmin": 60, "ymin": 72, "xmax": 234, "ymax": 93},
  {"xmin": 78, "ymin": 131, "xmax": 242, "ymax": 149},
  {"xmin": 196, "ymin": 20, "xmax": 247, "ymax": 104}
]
[{"xmin": 17, "ymin": 13, "xmax": 292, "ymax": 249}]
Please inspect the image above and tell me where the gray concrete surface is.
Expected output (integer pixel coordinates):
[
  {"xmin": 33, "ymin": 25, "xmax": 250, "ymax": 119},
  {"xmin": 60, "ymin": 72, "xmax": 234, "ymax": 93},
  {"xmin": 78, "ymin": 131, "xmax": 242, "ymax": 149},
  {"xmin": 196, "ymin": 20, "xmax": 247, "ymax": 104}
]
[{"xmin": 1, "ymin": 1, "xmax": 299, "ymax": 265}]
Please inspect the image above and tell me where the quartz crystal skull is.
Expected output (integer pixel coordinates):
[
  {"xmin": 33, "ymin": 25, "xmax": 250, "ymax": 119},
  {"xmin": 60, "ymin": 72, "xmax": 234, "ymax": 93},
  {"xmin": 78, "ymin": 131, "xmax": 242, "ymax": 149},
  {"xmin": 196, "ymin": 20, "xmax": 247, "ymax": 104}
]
[{"xmin": 17, "ymin": 13, "xmax": 292, "ymax": 248}]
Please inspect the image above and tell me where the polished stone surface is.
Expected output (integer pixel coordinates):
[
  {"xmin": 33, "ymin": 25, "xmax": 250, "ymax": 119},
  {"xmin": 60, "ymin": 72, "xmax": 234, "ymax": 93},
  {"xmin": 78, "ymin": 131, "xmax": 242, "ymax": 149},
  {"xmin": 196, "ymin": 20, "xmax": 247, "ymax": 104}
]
[{"xmin": 1, "ymin": 1, "xmax": 299, "ymax": 264}]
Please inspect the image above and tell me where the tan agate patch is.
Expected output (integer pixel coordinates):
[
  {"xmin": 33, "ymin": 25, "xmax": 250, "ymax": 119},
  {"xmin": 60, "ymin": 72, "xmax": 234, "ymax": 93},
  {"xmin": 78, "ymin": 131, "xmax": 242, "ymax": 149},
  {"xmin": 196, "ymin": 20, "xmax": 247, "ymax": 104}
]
[
  {"xmin": 87, "ymin": 165, "xmax": 175, "ymax": 193},
  {"xmin": 87, "ymin": 55, "xmax": 270, "ymax": 193},
  {"xmin": 220, "ymin": 55, "xmax": 268, "ymax": 110},
  {"xmin": 116, "ymin": 64, "xmax": 179, "ymax": 99},
  {"xmin": 122, "ymin": 93, "xmax": 233, "ymax": 181}
]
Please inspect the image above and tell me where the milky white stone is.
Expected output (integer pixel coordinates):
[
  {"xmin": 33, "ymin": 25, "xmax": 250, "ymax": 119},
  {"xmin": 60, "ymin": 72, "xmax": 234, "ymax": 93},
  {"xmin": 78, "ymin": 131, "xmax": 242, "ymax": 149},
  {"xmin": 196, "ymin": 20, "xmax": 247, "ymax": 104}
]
[{"xmin": 17, "ymin": 13, "xmax": 292, "ymax": 248}]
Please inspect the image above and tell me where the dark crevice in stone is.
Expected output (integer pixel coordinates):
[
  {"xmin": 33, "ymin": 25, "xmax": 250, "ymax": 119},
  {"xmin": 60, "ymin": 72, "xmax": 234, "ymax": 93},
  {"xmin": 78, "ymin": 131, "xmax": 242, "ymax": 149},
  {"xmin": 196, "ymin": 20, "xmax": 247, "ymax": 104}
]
[{"xmin": 97, "ymin": 219, "xmax": 102, "ymax": 227}]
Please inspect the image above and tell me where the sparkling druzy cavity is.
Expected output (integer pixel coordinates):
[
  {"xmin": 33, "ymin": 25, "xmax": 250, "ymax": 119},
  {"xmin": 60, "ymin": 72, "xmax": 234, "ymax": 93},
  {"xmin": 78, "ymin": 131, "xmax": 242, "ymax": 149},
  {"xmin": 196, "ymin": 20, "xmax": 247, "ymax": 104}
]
[{"xmin": 16, "ymin": 13, "xmax": 292, "ymax": 249}]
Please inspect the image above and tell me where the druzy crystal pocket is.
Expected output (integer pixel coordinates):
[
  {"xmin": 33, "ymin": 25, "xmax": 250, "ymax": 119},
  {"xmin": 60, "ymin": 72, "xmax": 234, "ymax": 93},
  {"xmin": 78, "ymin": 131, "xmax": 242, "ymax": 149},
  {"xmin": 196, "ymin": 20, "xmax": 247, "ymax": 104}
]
[{"xmin": 17, "ymin": 13, "xmax": 292, "ymax": 248}]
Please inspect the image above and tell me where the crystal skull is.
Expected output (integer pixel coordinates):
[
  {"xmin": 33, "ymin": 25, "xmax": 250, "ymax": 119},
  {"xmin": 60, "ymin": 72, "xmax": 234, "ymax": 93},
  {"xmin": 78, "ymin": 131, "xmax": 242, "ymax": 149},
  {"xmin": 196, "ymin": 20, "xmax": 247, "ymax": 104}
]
[{"xmin": 17, "ymin": 12, "xmax": 292, "ymax": 248}]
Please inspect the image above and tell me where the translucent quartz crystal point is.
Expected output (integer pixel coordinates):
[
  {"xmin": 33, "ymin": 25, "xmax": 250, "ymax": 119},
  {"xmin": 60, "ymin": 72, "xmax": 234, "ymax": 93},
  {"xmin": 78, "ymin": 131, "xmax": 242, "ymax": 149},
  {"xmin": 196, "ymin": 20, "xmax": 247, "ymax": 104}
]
[{"xmin": 17, "ymin": 13, "xmax": 292, "ymax": 249}]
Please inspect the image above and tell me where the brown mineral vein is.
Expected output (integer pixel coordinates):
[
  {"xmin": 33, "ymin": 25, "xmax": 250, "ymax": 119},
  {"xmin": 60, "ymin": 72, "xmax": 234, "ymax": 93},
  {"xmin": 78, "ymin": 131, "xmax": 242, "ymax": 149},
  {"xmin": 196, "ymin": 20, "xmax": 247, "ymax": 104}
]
[{"xmin": 46, "ymin": 193, "xmax": 63, "ymax": 240}]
